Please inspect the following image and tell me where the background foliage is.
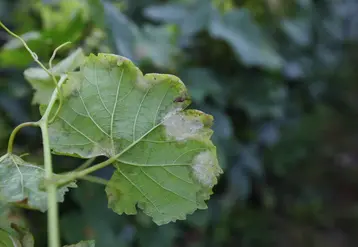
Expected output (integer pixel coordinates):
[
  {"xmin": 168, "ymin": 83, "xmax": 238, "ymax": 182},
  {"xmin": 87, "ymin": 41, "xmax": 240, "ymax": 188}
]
[{"xmin": 1, "ymin": 0, "xmax": 358, "ymax": 246}]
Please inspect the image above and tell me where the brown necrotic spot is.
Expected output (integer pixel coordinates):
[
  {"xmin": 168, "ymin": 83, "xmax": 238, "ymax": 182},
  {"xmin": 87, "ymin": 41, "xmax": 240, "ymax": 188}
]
[{"xmin": 173, "ymin": 96, "xmax": 187, "ymax": 103}]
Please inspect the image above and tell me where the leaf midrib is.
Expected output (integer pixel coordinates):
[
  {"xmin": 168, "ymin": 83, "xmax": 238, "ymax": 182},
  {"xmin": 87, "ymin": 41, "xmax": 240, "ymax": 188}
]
[{"xmin": 110, "ymin": 68, "xmax": 124, "ymax": 154}]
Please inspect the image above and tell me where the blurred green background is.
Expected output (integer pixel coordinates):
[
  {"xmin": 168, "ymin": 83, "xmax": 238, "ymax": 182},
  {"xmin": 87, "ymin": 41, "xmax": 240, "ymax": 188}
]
[{"xmin": 1, "ymin": 0, "xmax": 358, "ymax": 246}]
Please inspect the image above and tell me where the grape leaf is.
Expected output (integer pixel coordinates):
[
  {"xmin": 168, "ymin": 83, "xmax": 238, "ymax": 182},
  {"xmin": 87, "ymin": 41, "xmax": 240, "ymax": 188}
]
[
  {"xmin": 24, "ymin": 48, "xmax": 85, "ymax": 104},
  {"xmin": 38, "ymin": 0, "xmax": 89, "ymax": 45},
  {"xmin": 63, "ymin": 240, "xmax": 95, "ymax": 247},
  {"xmin": 9, "ymin": 224, "xmax": 34, "ymax": 247},
  {"xmin": 60, "ymin": 182, "xmax": 130, "ymax": 247},
  {"xmin": 103, "ymin": 2, "xmax": 138, "ymax": 61},
  {"xmin": 45, "ymin": 53, "xmax": 222, "ymax": 225},
  {"xmin": 144, "ymin": 0, "xmax": 212, "ymax": 38},
  {"xmin": 209, "ymin": 9, "xmax": 282, "ymax": 69},
  {"xmin": 0, "ymin": 224, "xmax": 34, "ymax": 247},
  {"xmin": 0, "ymin": 31, "xmax": 47, "ymax": 68},
  {"xmin": 135, "ymin": 25, "xmax": 180, "ymax": 69},
  {"xmin": 0, "ymin": 154, "xmax": 76, "ymax": 212},
  {"xmin": 0, "ymin": 228, "xmax": 19, "ymax": 247}
]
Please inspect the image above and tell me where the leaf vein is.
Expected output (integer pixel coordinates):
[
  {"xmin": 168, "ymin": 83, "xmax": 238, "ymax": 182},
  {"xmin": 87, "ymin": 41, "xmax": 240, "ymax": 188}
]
[
  {"xmin": 133, "ymin": 88, "xmax": 151, "ymax": 142},
  {"xmin": 77, "ymin": 89, "xmax": 111, "ymax": 138},
  {"xmin": 153, "ymin": 84, "xmax": 171, "ymax": 126},
  {"xmin": 162, "ymin": 167, "xmax": 193, "ymax": 184},
  {"xmin": 110, "ymin": 68, "xmax": 124, "ymax": 153},
  {"xmin": 140, "ymin": 168, "xmax": 196, "ymax": 203},
  {"xmin": 68, "ymin": 104, "xmax": 89, "ymax": 118},
  {"xmin": 118, "ymin": 168, "xmax": 162, "ymax": 214},
  {"xmin": 117, "ymin": 159, "xmax": 190, "ymax": 167},
  {"xmin": 59, "ymin": 116, "xmax": 100, "ymax": 148},
  {"xmin": 83, "ymin": 68, "xmax": 111, "ymax": 115}
]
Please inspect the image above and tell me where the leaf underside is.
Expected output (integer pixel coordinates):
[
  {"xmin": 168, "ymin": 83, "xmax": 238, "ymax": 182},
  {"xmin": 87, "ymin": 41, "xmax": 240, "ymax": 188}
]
[
  {"xmin": 45, "ymin": 53, "xmax": 222, "ymax": 225},
  {"xmin": 0, "ymin": 154, "xmax": 76, "ymax": 212}
]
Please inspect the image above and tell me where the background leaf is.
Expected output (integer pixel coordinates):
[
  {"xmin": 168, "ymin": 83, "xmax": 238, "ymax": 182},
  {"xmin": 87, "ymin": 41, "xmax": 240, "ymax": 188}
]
[
  {"xmin": 103, "ymin": 3, "xmax": 138, "ymax": 61},
  {"xmin": 61, "ymin": 181, "xmax": 134, "ymax": 247},
  {"xmin": 0, "ymin": 224, "xmax": 34, "ymax": 247},
  {"xmin": 209, "ymin": 9, "xmax": 283, "ymax": 69},
  {"xmin": 24, "ymin": 47, "xmax": 86, "ymax": 104},
  {"xmin": 135, "ymin": 25, "xmax": 179, "ymax": 70},
  {"xmin": 0, "ymin": 228, "xmax": 20, "ymax": 247},
  {"xmin": 0, "ymin": 154, "xmax": 76, "ymax": 212}
]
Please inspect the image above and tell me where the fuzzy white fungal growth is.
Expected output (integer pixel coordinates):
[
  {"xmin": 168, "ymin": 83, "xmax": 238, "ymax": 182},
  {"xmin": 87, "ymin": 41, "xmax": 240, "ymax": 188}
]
[
  {"xmin": 192, "ymin": 151, "xmax": 218, "ymax": 187},
  {"xmin": 163, "ymin": 113, "xmax": 203, "ymax": 141}
]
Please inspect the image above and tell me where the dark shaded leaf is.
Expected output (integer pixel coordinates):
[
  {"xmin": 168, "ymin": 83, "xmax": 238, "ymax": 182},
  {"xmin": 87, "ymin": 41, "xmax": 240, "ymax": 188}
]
[{"xmin": 209, "ymin": 9, "xmax": 283, "ymax": 69}]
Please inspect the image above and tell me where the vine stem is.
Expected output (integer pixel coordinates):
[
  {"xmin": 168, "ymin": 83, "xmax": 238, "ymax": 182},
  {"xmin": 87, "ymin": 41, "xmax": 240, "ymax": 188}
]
[
  {"xmin": 40, "ymin": 74, "xmax": 68, "ymax": 247},
  {"xmin": 0, "ymin": 21, "xmax": 62, "ymax": 96},
  {"xmin": 0, "ymin": 21, "xmax": 70, "ymax": 247},
  {"xmin": 48, "ymin": 41, "xmax": 71, "ymax": 124},
  {"xmin": 41, "ymin": 122, "xmax": 60, "ymax": 247},
  {"xmin": 73, "ymin": 157, "xmax": 96, "ymax": 172},
  {"xmin": 78, "ymin": 175, "xmax": 108, "ymax": 186},
  {"xmin": 7, "ymin": 122, "xmax": 39, "ymax": 153}
]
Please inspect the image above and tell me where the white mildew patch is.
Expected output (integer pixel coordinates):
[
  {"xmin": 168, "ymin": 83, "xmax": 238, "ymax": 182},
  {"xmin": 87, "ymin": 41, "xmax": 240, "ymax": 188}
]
[
  {"xmin": 163, "ymin": 113, "xmax": 203, "ymax": 141},
  {"xmin": 163, "ymin": 106, "xmax": 181, "ymax": 120},
  {"xmin": 192, "ymin": 151, "xmax": 219, "ymax": 188}
]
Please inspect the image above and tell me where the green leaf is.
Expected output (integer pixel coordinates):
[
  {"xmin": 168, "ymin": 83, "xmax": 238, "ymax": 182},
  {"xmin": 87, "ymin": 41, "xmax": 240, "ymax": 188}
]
[
  {"xmin": 104, "ymin": 2, "xmax": 179, "ymax": 69},
  {"xmin": 61, "ymin": 182, "xmax": 132, "ymax": 247},
  {"xmin": 144, "ymin": 3, "xmax": 188, "ymax": 23},
  {"xmin": 87, "ymin": 0, "xmax": 104, "ymax": 27},
  {"xmin": 135, "ymin": 25, "xmax": 180, "ymax": 69},
  {"xmin": 0, "ymin": 154, "xmax": 76, "ymax": 212},
  {"xmin": 0, "ymin": 31, "xmax": 47, "ymax": 68},
  {"xmin": 45, "ymin": 53, "xmax": 222, "ymax": 225},
  {"xmin": 144, "ymin": 0, "xmax": 212, "ymax": 37},
  {"xmin": 63, "ymin": 240, "xmax": 95, "ymax": 247},
  {"xmin": 209, "ymin": 9, "xmax": 283, "ymax": 69},
  {"xmin": 0, "ymin": 201, "xmax": 29, "ymax": 233},
  {"xmin": 37, "ymin": 0, "xmax": 89, "ymax": 45},
  {"xmin": 179, "ymin": 0, "xmax": 213, "ymax": 37},
  {"xmin": 38, "ymin": 0, "xmax": 89, "ymax": 31},
  {"xmin": 10, "ymin": 224, "xmax": 34, "ymax": 247},
  {"xmin": 0, "ymin": 228, "xmax": 19, "ymax": 247},
  {"xmin": 103, "ymin": 2, "xmax": 138, "ymax": 61},
  {"xmin": 0, "ymin": 224, "xmax": 34, "ymax": 247},
  {"xmin": 281, "ymin": 18, "xmax": 311, "ymax": 46},
  {"xmin": 24, "ymin": 48, "xmax": 86, "ymax": 104},
  {"xmin": 179, "ymin": 68, "xmax": 222, "ymax": 104},
  {"xmin": 2, "ymin": 32, "xmax": 41, "ymax": 50}
]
